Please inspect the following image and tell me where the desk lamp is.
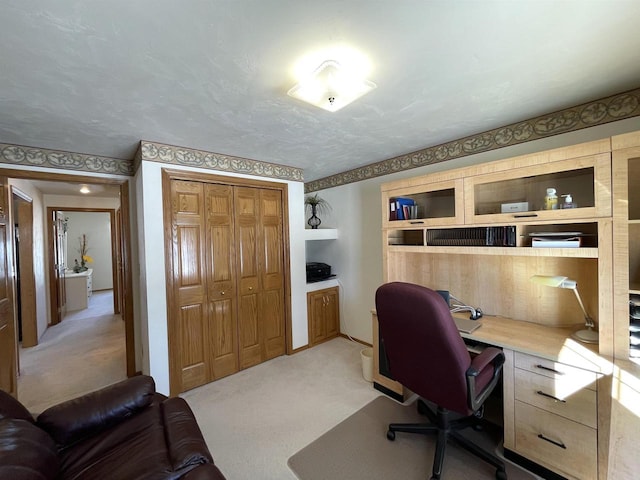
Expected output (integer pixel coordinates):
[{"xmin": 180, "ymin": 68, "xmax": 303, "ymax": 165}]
[{"xmin": 530, "ymin": 275, "xmax": 598, "ymax": 344}]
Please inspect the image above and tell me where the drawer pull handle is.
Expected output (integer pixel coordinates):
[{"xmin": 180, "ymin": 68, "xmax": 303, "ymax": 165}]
[
  {"xmin": 409, "ymin": 221, "xmax": 424, "ymax": 224},
  {"xmin": 535, "ymin": 364, "xmax": 565, "ymax": 375},
  {"xmin": 537, "ymin": 434, "xmax": 567, "ymax": 449},
  {"xmin": 514, "ymin": 213, "xmax": 538, "ymax": 218},
  {"xmin": 536, "ymin": 390, "xmax": 566, "ymax": 403}
]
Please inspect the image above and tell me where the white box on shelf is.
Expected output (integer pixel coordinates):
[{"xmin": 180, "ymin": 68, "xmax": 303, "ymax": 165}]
[{"xmin": 501, "ymin": 202, "xmax": 529, "ymax": 213}]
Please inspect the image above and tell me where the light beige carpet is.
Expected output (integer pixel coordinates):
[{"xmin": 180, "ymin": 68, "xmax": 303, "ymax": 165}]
[
  {"xmin": 288, "ymin": 396, "xmax": 539, "ymax": 480},
  {"xmin": 18, "ymin": 290, "xmax": 126, "ymax": 414}
]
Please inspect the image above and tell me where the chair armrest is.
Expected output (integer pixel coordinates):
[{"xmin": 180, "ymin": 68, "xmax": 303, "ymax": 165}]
[
  {"xmin": 37, "ymin": 375, "xmax": 156, "ymax": 447},
  {"xmin": 465, "ymin": 347, "xmax": 505, "ymax": 412}
]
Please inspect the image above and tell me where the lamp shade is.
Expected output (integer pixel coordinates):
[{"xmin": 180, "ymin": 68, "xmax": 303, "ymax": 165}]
[{"xmin": 530, "ymin": 275, "xmax": 577, "ymax": 289}]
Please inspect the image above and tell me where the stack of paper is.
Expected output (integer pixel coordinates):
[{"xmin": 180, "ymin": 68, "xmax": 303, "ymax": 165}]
[{"xmin": 530, "ymin": 232, "xmax": 582, "ymax": 248}]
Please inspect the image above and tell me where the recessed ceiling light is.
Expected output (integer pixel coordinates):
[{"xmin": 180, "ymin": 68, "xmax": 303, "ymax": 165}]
[
  {"xmin": 79, "ymin": 185, "xmax": 91, "ymax": 194},
  {"xmin": 287, "ymin": 59, "xmax": 377, "ymax": 112}
]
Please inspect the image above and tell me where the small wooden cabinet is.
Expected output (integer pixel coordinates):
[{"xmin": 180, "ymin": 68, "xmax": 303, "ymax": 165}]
[{"xmin": 307, "ymin": 287, "xmax": 339, "ymax": 346}]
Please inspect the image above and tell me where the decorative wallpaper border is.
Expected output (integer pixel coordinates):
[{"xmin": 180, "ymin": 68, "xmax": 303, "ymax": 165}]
[
  {"xmin": 305, "ymin": 87, "xmax": 640, "ymax": 193},
  {"xmin": 138, "ymin": 141, "xmax": 304, "ymax": 182},
  {"xmin": 0, "ymin": 143, "xmax": 134, "ymax": 176}
]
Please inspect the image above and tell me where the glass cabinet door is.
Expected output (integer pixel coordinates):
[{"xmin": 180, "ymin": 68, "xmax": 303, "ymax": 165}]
[
  {"xmin": 464, "ymin": 154, "xmax": 611, "ymax": 224},
  {"xmin": 383, "ymin": 179, "xmax": 464, "ymax": 227}
]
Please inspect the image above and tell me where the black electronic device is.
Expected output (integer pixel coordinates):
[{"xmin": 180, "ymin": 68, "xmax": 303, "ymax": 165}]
[{"xmin": 306, "ymin": 262, "xmax": 334, "ymax": 283}]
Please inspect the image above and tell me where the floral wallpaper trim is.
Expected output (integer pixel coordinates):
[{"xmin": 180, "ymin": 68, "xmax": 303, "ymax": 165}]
[
  {"xmin": 138, "ymin": 141, "xmax": 304, "ymax": 182},
  {"xmin": 0, "ymin": 143, "xmax": 133, "ymax": 176},
  {"xmin": 305, "ymin": 87, "xmax": 640, "ymax": 193}
]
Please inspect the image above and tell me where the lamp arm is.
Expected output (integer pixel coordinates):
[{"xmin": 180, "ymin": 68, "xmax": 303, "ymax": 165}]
[{"xmin": 572, "ymin": 288, "xmax": 595, "ymax": 328}]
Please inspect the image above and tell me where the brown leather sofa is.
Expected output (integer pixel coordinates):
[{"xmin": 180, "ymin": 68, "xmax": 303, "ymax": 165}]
[{"xmin": 0, "ymin": 375, "xmax": 226, "ymax": 479}]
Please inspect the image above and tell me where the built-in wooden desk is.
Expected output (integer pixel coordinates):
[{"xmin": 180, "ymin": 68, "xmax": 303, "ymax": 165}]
[{"xmin": 372, "ymin": 311, "xmax": 614, "ymax": 480}]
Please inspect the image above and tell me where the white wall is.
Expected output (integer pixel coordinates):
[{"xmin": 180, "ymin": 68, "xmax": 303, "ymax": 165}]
[
  {"xmin": 315, "ymin": 116, "xmax": 640, "ymax": 344},
  {"xmin": 64, "ymin": 211, "xmax": 113, "ymax": 290},
  {"xmin": 7, "ymin": 179, "xmax": 48, "ymax": 341},
  {"xmin": 137, "ymin": 161, "xmax": 306, "ymax": 395}
]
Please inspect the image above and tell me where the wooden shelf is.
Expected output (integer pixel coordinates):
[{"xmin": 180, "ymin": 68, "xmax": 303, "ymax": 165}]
[
  {"xmin": 387, "ymin": 245, "xmax": 599, "ymax": 258},
  {"xmin": 304, "ymin": 228, "xmax": 338, "ymax": 240}
]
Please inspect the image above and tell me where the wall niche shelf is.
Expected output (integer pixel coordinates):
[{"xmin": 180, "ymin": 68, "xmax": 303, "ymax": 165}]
[{"xmin": 304, "ymin": 228, "xmax": 338, "ymax": 241}]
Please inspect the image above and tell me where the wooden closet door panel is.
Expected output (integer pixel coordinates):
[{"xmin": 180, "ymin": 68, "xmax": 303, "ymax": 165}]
[
  {"xmin": 208, "ymin": 297, "xmax": 237, "ymax": 378},
  {"xmin": 260, "ymin": 189, "xmax": 285, "ymax": 358},
  {"xmin": 262, "ymin": 289, "xmax": 285, "ymax": 359},
  {"xmin": 205, "ymin": 184, "xmax": 238, "ymax": 379},
  {"xmin": 235, "ymin": 187, "xmax": 262, "ymax": 368},
  {"xmin": 179, "ymin": 304, "xmax": 208, "ymax": 390},
  {"xmin": 171, "ymin": 180, "xmax": 210, "ymax": 391}
]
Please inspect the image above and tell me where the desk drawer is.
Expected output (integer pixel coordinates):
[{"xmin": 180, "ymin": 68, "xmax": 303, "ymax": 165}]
[
  {"xmin": 515, "ymin": 368, "xmax": 597, "ymax": 427},
  {"xmin": 515, "ymin": 351, "xmax": 597, "ymax": 391},
  {"xmin": 515, "ymin": 401, "xmax": 597, "ymax": 480}
]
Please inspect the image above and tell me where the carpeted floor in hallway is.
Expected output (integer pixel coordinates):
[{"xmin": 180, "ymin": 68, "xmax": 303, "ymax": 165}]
[{"xmin": 17, "ymin": 290, "xmax": 127, "ymax": 413}]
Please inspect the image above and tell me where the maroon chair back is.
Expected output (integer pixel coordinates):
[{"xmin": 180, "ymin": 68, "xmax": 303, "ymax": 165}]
[{"xmin": 375, "ymin": 282, "xmax": 472, "ymax": 415}]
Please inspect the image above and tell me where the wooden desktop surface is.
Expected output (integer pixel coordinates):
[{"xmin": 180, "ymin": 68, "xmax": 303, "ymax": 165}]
[{"xmin": 455, "ymin": 313, "xmax": 612, "ymax": 375}]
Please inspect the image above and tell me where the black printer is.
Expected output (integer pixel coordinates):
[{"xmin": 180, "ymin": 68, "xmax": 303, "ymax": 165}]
[{"xmin": 306, "ymin": 262, "xmax": 333, "ymax": 283}]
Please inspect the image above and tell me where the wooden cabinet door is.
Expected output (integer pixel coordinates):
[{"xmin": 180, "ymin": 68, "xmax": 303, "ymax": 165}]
[
  {"xmin": 170, "ymin": 180, "xmax": 210, "ymax": 392},
  {"xmin": 308, "ymin": 291, "xmax": 327, "ymax": 345},
  {"xmin": 324, "ymin": 288, "xmax": 339, "ymax": 339},
  {"xmin": 307, "ymin": 287, "xmax": 339, "ymax": 346},
  {"xmin": 205, "ymin": 184, "xmax": 238, "ymax": 380}
]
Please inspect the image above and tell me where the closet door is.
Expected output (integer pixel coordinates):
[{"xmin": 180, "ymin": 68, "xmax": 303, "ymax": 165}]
[
  {"xmin": 235, "ymin": 187, "xmax": 262, "ymax": 369},
  {"xmin": 234, "ymin": 187, "xmax": 286, "ymax": 369},
  {"xmin": 170, "ymin": 180, "xmax": 210, "ymax": 391},
  {"xmin": 260, "ymin": 189, "xmax": 286, "ymax": 360},
  {"xmin": 205, "ymin": 184, "xmax": 239, "ymax": 380}
]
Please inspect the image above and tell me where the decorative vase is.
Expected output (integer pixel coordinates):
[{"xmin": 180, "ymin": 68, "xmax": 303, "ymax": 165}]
[{"xmin": 307, "ymin": 204, "xmax": 321, "ymax": 229}]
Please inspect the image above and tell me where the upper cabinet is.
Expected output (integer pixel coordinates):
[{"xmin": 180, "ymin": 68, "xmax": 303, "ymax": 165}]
[
  {"xmin": 465, "ymin": 153, "xmax": 612, "ymax": 224},
  {"xmin": 612, "ymin": 131, "xmax": 640, "ymax": 362},
  {"xmin": 382, "ymin": 178, "xmax": 464, "ymax": 228}
]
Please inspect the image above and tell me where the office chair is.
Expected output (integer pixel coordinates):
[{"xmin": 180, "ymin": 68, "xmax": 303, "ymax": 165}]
[{"xmin": 375, "ymin": 282, "xmax": 507, "ymax": 480}]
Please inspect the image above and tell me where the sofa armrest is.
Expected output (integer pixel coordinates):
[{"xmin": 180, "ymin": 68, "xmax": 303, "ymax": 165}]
[
  {"xmin": 162, "ymin": 397, "xmax": 214, "ymax": 471},
  {"xmin": 37, "ymin": 375, "xmax": 156, "ymax": 447}
]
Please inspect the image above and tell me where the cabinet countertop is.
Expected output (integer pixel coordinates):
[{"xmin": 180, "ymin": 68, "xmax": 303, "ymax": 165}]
[{"xmin": 65, "ymin": 268, "xmax": 93, "ymax": 278}]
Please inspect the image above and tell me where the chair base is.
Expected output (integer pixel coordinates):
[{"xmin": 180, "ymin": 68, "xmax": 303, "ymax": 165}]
[{"xmin": 387, "ymin": 399, "xmax": 507, "ymax": 480}]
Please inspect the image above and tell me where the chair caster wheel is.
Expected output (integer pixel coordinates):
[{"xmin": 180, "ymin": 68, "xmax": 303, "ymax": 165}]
[
  {"xmin": 386, "ymin": 430, "xmax": 396, "ymax": 441},
  {"xmin": 495, "ymin": 468, "xmax": 507, "ymax": 480}
]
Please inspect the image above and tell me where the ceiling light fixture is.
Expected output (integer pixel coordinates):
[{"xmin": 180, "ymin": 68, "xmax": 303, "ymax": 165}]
[
  {"xmin": 79, "ymin": 185, "xmax": 91, "ymax": 194},
  {"xmin": 287, "ymin": 59, "xmax": 376, "ymax": 112}
]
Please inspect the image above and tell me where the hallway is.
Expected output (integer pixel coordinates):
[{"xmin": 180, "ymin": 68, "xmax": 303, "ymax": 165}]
[{"xmin": 17, "ymin": 290, "xmax": 127, "ymax": 413}]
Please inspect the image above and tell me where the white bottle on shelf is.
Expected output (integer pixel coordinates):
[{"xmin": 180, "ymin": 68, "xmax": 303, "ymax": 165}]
[{"xmin": 561, "ymin": 194, "xmax": 576, "ymax": 209}]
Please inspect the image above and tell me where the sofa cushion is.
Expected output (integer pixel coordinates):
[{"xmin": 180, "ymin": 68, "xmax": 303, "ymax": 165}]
[
  {"xmin": 58, "ymin": 398, "xmax": 216, "ymax": 480},
  {"xmin": 59, "ymin": 403, "xmax": 171, "ymax": 479},
  {"xmin": 0, "ymin": 389, "xmax": 35, "ymax": 423},
  {"xmin": 37, "ymin": 375, "xmax": 156, "ymax": 447},
  {"xmin": 0, "ymin": 418, "xmax": 59, "ymax": 480}
]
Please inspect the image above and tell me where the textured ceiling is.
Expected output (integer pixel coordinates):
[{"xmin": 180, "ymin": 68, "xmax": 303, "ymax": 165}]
[{"xmin": 1, "ymin": 1, "xmax": 640, "ymax": 183}]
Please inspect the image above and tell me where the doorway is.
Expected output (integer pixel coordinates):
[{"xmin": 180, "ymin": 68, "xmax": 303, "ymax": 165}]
[{"xmin": 0, "ymin": 168, "xmax": 136, "ymax": 403}]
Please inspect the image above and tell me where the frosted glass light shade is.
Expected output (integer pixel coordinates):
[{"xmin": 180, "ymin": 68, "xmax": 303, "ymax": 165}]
[{"xmin": 287, "ymin": 60, "xmax": 376, "ymax": 112}]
